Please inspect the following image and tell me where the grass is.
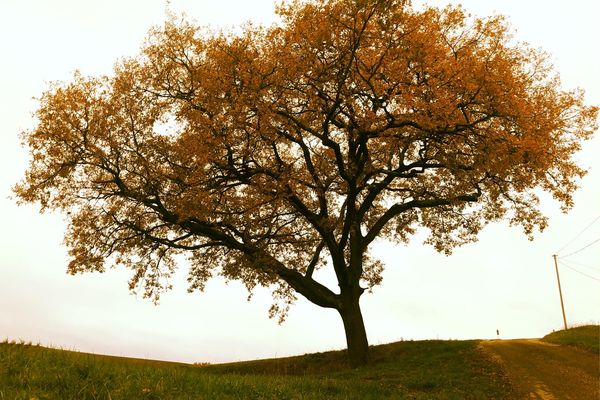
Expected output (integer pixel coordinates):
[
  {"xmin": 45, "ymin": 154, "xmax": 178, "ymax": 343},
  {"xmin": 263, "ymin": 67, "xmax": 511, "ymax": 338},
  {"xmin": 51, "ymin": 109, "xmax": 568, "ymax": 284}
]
[
  {"xmin": 0, "ymin": 338, "xmax": 515, "ymax": 399},
  {"xmin": 542, "ymin": 324, "xmax": 599, "ymax": 353}
]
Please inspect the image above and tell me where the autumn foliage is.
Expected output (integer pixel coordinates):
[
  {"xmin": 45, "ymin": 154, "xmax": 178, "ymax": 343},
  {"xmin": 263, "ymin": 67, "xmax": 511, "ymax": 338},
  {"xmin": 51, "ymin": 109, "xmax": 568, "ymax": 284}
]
[{"xmin": 15, "ymin": 0, "xmax": 597, "ymax": 367}]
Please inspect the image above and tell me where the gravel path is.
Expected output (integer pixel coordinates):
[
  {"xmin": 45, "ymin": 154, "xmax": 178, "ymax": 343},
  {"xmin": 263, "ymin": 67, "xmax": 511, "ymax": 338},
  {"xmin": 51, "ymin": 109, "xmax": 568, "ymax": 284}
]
[{"xmin": 481, "ymin": 339, "xmax": 599, "ymax": 400}]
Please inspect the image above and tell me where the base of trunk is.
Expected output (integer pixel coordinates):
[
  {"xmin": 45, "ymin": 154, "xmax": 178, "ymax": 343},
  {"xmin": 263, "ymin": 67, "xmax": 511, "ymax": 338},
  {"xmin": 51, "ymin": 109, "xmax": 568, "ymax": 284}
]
[{"xmin": 339, "ymin": 297, "xmax": 369, "ymax": 368}]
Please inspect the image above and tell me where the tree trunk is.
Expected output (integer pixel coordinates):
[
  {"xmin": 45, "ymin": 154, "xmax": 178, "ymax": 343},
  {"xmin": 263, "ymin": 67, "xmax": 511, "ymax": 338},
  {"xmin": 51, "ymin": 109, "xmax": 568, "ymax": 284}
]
[{"xmin": 339, "ymin": 294, "xmax": 369, "ymax": 368}]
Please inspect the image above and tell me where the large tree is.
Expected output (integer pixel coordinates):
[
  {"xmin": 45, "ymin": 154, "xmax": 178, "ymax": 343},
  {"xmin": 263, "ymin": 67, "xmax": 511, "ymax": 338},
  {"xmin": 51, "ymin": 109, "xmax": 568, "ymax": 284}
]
[{"xmin": 15, "ymin": 0, "xmax": 597, "ymax": 367}]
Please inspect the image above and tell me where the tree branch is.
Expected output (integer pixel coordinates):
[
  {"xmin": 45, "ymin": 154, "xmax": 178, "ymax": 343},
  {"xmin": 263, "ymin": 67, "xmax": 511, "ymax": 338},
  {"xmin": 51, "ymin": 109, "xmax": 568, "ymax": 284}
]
[{"xmin": 363, "ymin": 192, "xmax": 481, "ymax": 247}]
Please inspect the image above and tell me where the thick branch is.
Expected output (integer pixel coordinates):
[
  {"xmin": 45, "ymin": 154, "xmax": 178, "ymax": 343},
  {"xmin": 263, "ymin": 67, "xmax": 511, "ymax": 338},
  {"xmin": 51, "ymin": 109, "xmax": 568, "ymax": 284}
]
[
  {"xmin": 305, "ymin": 240, "xmax": 326, "ymax": 278},
  {"xmin": 248, "ymin": 248, "xmax": 341, "ymax": 309}
]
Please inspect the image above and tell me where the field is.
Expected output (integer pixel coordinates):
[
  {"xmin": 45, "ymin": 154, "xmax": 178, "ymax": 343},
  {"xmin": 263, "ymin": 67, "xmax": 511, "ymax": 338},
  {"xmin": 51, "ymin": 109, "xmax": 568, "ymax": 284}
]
[
  {"xmin": 2, "ymin": 326, "xmax": 597, "ymax": 399},
  {"xmin": 0, "ymin": 338, "xmax": 515, "ymax": 400}
]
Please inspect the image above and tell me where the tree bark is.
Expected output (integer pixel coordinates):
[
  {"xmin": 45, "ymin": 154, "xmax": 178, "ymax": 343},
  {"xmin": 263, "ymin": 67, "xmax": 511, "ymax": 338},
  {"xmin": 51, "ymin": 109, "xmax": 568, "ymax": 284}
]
[{"xmin": 338, "ymin": 293, "xmax": 369, "ymax": 368}]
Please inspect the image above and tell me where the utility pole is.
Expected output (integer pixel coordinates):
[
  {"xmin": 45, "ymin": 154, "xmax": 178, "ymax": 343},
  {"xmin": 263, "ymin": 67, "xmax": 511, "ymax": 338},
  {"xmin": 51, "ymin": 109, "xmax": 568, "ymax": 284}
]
[{"xmin": 552, "ymin": 255, "xmax": 568, "ymax": 330}]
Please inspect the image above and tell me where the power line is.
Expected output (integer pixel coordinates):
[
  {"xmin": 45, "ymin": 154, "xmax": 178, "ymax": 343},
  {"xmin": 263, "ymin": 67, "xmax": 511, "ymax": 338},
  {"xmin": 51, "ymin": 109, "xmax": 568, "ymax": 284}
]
[
  {"xmin": 559, "ymin": 237, "xmax": 600, "ymax": 258},
  {"xmin": 558, "ymin": 258, "xmax": 600, "ymax": 271},
  {"xmin": 555, "ymin": 215, "xmax": 600, "ymax": 254},
  {"xmin": 558, "ymin": 260, "xmax": 600, "ymax": 283}
]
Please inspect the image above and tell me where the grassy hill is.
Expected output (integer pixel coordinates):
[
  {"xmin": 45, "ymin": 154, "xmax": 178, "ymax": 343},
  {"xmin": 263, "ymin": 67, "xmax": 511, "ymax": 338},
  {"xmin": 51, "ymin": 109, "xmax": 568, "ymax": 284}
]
[
  {"xmin": 3, "ymin": 328, "xmax": 597, "ymax": 399},
  {"xmin": 542, "ymin": 324, "xmax": 600, "ymax": 353},
  {"xmin": 0, "ymin": 338, "xmax": 516, "ymax": 399}
]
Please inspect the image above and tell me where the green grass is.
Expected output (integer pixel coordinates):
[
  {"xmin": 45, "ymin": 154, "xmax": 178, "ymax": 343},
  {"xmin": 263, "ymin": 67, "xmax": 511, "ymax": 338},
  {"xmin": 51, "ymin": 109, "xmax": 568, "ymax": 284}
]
[
  {"xmin": 0, "ymin": 338, "xmax": 514, "ymax": 399},
  {"xmin": 542, "ymin": 325, "xmax": 599, "ymax": 353}
]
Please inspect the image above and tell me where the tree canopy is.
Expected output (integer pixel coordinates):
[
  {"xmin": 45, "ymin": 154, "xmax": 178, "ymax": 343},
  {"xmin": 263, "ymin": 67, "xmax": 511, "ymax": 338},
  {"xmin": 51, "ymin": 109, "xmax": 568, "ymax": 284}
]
[{"xmin": 15, "ymin": 0, "xmax": 597, "ymax": 367}]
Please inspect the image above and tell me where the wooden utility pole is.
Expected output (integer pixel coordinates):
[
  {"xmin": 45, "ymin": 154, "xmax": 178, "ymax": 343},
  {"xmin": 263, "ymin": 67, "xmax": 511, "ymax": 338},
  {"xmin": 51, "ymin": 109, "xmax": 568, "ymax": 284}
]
[{"xmin": 552, "ymin": 254, "xmax": 568, "ymax": 330}]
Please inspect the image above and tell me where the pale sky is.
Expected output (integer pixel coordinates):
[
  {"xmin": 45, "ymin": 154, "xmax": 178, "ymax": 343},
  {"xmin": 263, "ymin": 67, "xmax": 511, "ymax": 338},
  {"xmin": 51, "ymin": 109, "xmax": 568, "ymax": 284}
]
[{"xmin": 0, "ymin": 0, "xmax": 598, "ymax": 364}]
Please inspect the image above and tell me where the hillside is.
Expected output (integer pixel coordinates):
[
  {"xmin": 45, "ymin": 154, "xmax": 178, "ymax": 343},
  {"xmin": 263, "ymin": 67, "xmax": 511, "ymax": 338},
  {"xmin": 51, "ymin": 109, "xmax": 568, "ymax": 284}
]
[
  {"xmin": 0, "ymin": 338, "xmax": 514, "ymax": 399},
  {"xmin": 542, "ymin": 324, "xmax": 600, "ymax": 353},
  {"xmin": 3, "ymin": 327, "xmax": 597, "ymax": 399}
]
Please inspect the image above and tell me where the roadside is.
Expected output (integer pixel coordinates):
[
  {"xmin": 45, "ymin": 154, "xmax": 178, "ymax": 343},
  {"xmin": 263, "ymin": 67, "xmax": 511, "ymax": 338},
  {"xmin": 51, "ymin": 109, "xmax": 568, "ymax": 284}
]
[{"xmin": 480, "ymin": 339, "xmax": 599, "ymax": 400}]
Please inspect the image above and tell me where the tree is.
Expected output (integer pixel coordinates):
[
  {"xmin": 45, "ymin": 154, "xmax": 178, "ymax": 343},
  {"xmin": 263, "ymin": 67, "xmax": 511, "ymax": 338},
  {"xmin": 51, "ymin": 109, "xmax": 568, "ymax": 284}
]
[{"xmin": 15, "ymin": 0, "xmax": 597, "ymax": 367}]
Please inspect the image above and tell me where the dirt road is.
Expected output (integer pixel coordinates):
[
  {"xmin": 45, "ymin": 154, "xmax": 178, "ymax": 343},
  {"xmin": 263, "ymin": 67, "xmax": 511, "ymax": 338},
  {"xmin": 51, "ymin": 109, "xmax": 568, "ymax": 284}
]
[{"xmin": 481, "ymin": 339, "xmax": 599, "ymax": 400}]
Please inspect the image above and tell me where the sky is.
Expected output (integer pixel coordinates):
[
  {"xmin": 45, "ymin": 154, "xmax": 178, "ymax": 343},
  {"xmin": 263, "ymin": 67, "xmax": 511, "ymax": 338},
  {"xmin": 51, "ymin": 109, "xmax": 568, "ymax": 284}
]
[{"xmin": 0, "ymin": 0, "xmax": 598, "ymax": 364}]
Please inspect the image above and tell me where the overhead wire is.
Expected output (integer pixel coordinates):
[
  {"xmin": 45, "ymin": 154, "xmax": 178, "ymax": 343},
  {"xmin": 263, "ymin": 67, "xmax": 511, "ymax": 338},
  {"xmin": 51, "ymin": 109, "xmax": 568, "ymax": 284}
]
[
  {"xmin": 559, "ymin": 238, "xmax": 600, "ymax": 258},
  {"xmin": 557, "ymin": 258, "xmax": 600, "ymax": 271},
  {"xmin": 555, "ymin": 214, "xmax": 600, "ymax": 254},
  {"xmin": 558, "ymin": 260, "xmax": 600, "ymax": 283}
]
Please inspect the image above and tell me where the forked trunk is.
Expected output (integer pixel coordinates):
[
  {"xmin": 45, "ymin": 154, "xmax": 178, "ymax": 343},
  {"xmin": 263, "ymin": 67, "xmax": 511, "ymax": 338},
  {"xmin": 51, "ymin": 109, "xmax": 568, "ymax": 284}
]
[{"xmin": 339, "ymin": 294, "xmax": 369, "ymax": 368}]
